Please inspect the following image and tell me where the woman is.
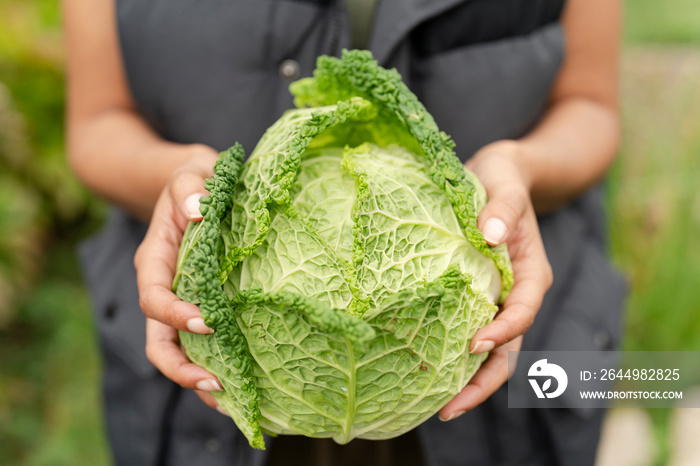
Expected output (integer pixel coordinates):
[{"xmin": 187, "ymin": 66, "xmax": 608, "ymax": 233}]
[{"xmin": 64, "ymin": 0, "xmax": 625, "ymax": 464}]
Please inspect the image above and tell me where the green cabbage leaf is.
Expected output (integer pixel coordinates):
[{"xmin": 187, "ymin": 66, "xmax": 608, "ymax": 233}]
[{"xmin": 173, "ymin": 50, "xmax": 512, "ymax": 449}]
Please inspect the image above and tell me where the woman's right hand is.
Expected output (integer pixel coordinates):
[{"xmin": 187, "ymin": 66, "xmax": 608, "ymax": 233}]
[
  {"xmin": 439, "ymin": 140, "xmax": 553, "ymax": 421},
  {"xmin": 134, "ymin": 145, "xmax": 227, "ymax": 412}
]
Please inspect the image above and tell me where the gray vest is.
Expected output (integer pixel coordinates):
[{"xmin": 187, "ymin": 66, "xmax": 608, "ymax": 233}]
[{"xmin": 79, "ymin": 1, "xmax": 625, "ymax": 464}]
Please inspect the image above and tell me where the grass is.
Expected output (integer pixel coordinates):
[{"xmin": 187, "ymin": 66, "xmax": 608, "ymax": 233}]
[{"xmin": 0, "ymin": 1, "xmax": 698, "ymax": 465}]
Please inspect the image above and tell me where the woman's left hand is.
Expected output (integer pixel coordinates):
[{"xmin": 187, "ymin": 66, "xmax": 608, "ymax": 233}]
[
  {"xmin": 134, "ymin": 147, "xmax": 226, "ymax": 412},
  {"xmin": 439, "ymin": 140, "xmax": 553, "ymax": 421}
]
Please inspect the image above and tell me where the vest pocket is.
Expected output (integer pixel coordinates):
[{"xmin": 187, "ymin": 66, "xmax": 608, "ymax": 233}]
[
  {"xmin": 78, "ymin": 211, "xmax": 156, "ymax": 377},
  {"xmin": 411, "ymin": 23, "xmax": 565, "ymax": 160},
  {"xmin": 410, "ymin": 0, "xmax": 565, "ymax": 58}
]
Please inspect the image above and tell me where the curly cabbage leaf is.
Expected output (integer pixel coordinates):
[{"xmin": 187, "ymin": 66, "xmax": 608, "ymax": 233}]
[{"xmin": 174, "ymin": 50, "xmax": 512, "ymax": 449}]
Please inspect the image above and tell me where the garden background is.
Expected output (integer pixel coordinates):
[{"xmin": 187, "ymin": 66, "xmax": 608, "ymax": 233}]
[{"xmin": 0, "ymin": 1, "xmax": 698, "ymax": 464}]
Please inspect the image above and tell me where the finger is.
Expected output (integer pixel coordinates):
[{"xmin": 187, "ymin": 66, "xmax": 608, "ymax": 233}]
[
  {"xmin": 471, "ymin": 207, "xmax": 552, "ymax": 352},
  {"xmin": 195, "ymin": 390, "xmax": 229, "ymax": 415},
  {"xmin": 138, "ymin": 282, "xmax": 212, "ymax": 333},
  {"xmin": 478, "ymin": 186, "xmax": 528, "ymax": 246},
  {"xmin": 168, "ymin": 170, "xmax": 210, "ymax": 221},
  {"xmin": 470, "ymin": 262, "xmax": 551, "ymax": 352},
  {"xmin": 439, "ymin": 337, "xmax": 522, "ymax": 420},
  {"xmin": 467, "ymin": 147, "xmax": 530, "ymax": 246},
  {"xmin": 135, "ymin": 194, "xmax": 213, "ymax": 333},
  {"xmin": 145, "ymin": 318, "xmax": 223, "ymax": 391},
  {"xmin": 508, "ymin": 345, "xmax": 521, "ymax": 379}
]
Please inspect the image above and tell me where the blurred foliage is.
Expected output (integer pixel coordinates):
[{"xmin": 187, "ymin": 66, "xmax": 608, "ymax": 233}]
[
  {"xmin": 0, "ymin": 247, "xmax": 109, "ymax": 465},
  {"xmin": 624, "ymin": 0, "xmax": 700, "ymax": 44},
  {"xmin": 0, "ymin": 0, "xmax": 698, "ymax": 465},
  {"xmin": 0, "ymin": 0, "xmax": 108, "ymax": 464},
  {"xmin": 0, "ymin": 0, "xmax": 105, "ymax": 323},
  {"xmin": 610, "ymin": 48, "xmax": 700, "ymax": 352},
  {"xmin": 606, "ymin": 47, "xmax": 700, "ymax": 466}
]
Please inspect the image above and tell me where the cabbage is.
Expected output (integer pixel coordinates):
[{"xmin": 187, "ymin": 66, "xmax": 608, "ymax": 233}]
[{"xmin": 173, "ymin": 50, "xmax": 512, "ymax": 449}]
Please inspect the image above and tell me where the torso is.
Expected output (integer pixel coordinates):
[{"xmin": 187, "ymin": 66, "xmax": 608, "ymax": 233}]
[{"xmin": 88, "ymin": 2, "xmax": 625, "ymax": 464}]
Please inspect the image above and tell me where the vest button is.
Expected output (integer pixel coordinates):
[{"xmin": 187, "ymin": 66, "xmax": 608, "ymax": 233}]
[
  {"xmin": 593, "ymin": 330, "xmax": 613, "ymax": 350},
  {"xmin": 279, "ymin": 59, "xmax": 300, "ymax": 81},
  {"xmin": 204, "ymin": 437, "xmax": 222, "ymax": 454}
]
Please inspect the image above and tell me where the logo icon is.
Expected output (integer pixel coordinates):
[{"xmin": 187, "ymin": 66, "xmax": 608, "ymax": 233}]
[{"xmin": 528, "ymin": 359, "xmax": 568, "ymax": 399}]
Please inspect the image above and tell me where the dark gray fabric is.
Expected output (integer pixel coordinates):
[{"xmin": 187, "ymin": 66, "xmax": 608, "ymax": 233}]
[
  {"xmin": 164, "ymin": 390, "xmax": 269, "ymax": 466},
  {"xmin": 79, "ymin": 210, "xmax": 152, "ymax": 377},
  {"xmin": 78, "ymin": 0, "xmax": 626, "ymax": 464},
  {"xmin": 411, "ymin": 23, "xmax": 564, "ymax": 158},
  {"xmin": 410, "ymin": 0, "xmax": 566, "ymax": 57},
  {"xmin": 116, "ymin": 0, "xmax": 351, "ymax": 152},
  {"xmin": 371, "ymin": 0, "xmax": 466, "ymax": 63},
  {"xmin": 80, "ymin": 211, "xmax": 167, "ymax": 465},
  {"xmin": 80, "ymin": 210, "xmax": 269, "ymax": 465}
]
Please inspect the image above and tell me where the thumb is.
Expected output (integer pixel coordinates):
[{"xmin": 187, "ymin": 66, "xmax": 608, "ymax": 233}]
[
  {"xmin": 183, "ymin": 192, "xmax": 206, "ymax": 222},
  {"xmin": 168, "ymin": 170, "xmax": 210, "ymax": 222},
  {"xmin": 167, "ymin": 146, "xmax": 218, "ymax": 222},
  {"xmin": 477, "ymin": 186, "xmax": 528, "ymax": 246}
]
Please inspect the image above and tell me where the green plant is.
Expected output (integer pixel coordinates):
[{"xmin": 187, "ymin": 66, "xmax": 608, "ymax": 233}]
[{"xmin": 174, "ymin": 51, "xmax": 512, "ymax": 449}]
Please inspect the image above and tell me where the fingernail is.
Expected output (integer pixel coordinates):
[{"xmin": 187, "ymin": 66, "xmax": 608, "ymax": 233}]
[
  {"xmin": 440, "ymin": 410, "xmax": 466, "ymax": 422},
  {"xmin": 216, "ymin": 405, "xmax": 230, "ymax": 417},
  {"xmin": 185, "ymin": 193, "xmax": 204, "ymax": 220},
  {"xmin": 482, "ymin": 218, "xmax": 507, "ymax": 245},
  {"xmin": 471, "ymin": 340, "xmax": 495, "ymax": 354},
  {"xmin": 196, "ymin": 378, "xmax": 223, "ymax": 392},
  {"xmin": 187, "ymin": 317, "xmax": 214, "ymax": 334}
]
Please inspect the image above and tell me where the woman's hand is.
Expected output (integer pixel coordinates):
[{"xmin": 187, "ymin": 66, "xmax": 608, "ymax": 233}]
[
  {"xmin": 439, "ymin": 140, "xmax": 553, "ymax": 421},
  {"xmin": 134, "ymin": 146, "xmax": 226, "ymax": 412},
  {"xmin": 438, "ymin": 0, "xmax": 622, "ymax": 420}
]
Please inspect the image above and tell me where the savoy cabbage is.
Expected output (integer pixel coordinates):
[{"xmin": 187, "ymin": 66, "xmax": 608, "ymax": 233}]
[{"xmin": 173, "ymin": 50, "xmax": 513, "ymax": 449}]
